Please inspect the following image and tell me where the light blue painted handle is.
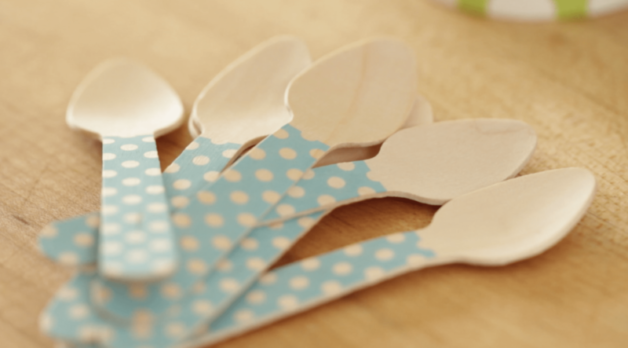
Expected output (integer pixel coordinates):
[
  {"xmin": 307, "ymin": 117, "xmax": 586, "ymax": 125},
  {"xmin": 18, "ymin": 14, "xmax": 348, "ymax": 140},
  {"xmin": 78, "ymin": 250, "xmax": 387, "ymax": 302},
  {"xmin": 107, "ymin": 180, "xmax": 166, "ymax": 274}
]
[
  {"xmin": 265, "ymin": 160, "xmax": 386, "ymax": 221},
  {"xmin": 37, "ymin": 137, "xmax": 240, "ymax": 266},
  {"xmin": 99, "ymin": 135, "xmax": 177, "ymax": 280},
  {"xmin": 93, "ymin": 124, "xmax": 329, "ymax": 322}
]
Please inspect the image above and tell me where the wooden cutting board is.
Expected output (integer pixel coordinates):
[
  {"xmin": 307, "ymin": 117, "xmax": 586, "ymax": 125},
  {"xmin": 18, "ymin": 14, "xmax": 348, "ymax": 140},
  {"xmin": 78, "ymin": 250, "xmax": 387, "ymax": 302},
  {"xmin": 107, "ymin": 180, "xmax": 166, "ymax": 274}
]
[{"xmin": 0, "ymin": 1, "xmax": 626, "ymax": 347}]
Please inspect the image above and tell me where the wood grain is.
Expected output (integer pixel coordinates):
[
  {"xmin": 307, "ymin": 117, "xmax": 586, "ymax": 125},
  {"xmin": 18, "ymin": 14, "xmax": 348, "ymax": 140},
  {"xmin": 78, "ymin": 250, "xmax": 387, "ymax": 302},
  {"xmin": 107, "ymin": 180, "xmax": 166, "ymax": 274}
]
[{"xmin": 0, "ymin": 0, "xmax": 626, "ymax": 347}]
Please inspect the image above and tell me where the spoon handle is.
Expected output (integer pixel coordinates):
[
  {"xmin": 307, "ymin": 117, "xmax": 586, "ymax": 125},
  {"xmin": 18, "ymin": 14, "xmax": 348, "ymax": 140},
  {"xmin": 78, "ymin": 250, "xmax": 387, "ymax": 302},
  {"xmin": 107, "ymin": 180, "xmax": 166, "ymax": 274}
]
[
  {"xmin": 190, "ymin": 227, "xmax": 436, "ymax": 346},
  {"xmin": 98, "ymin": 135, "xmax": 177, "ymax": 281},
  {"xmin": 264, "ymin": 160, "xmax": 386, "ymax": 222},
  {"xmin": 38, "ymin": 137, "xmax": 240, "ymax": 266}
]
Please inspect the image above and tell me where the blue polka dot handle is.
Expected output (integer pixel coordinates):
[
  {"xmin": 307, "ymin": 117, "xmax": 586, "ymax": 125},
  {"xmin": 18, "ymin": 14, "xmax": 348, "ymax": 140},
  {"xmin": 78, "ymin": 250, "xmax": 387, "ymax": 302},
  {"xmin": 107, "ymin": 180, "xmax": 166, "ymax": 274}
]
[
  {"xmin": 98, "ymin": 135, "xmax": 177, "ymax": 281},
  {"xmin": 92, "ymin": 124, "xmax": 329, "ymax": 322},
  {"xmin": 37, "ymin": 137, "xmax": 240, "ymax": 267},
  {"xmin": 40, "ymin": 224, "xmax": 435, "ymax": 348}
]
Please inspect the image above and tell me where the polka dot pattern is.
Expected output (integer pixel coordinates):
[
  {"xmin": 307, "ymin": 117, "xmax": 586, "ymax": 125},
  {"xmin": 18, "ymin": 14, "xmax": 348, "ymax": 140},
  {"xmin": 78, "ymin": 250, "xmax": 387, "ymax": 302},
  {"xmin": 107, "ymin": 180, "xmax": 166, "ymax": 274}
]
[
  {"xmin": 94, "ymin": 125, "xmax": 328, "ymax": 323},
  {"xmin": 99, "ymin": 135, "xmax": 177, "ymax": 279},
  {"xmin": 266, "ymin": 161, "xmax": 386, "ymax": 221}
]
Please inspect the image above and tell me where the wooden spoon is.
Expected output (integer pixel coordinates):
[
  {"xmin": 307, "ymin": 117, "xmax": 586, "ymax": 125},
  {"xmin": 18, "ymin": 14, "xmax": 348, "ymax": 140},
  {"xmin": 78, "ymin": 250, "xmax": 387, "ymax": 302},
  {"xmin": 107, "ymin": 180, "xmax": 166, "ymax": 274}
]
[
  {"xmin": 187, "ymin": 168, "xmax": 596, "ymax": 347},
  {"xmin": 67, "ymin": 58, "xmax": 184, "ymax": 281}
]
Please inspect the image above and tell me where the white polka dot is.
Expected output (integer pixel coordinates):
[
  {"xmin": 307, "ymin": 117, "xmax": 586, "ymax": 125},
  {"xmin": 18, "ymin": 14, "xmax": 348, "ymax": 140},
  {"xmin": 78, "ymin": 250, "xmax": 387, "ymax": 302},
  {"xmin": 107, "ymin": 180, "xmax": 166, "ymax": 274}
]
[
  {"xmin": 338, "ymin": 162, "xmax": 355, "ymax": 171},
  {"xmin": 241, "ymin": 238, "xmax": 258, "ymax": 250},
  {"xmin": 344, "ymin": 244, "xmax": 362, "ymax": 256},
  {"xmin": 222, "ymin": 149, "xmax": 237, "ymax": 158},
  {"xmin": 59, "ymin": 253, "xmax": 78, "ymax": 265},
  {"xmin": 173, "ymin": 179, "xmax": 191, "ymax": 190},
  {"xmin": 406, "ymin": 254, "xmax": 425, "ymax": 266},
  {"xmin": 171, "ymin": 196, "xmax": 189, "ymax": 208},
  {"xmin": 102, "ymin": 187, "xmax": 117, "ymax": 196},
  {"xmin": 197, "ymin": 191, "xmax": 216, "ymax": 204},
  {"xmin": 246, "ymin": 290, "xmax": 266, "ymax": 304},
  {"xmin": 69, "ymin": 304, "xmax": 90, "ymax": 319},
  {"xmin": 301, "ymin": 258, "xmax": 320, "ymax": 270},
  {"xmin": 276, "ymin": 204, "xmax": 295, "ymax": 217},
  {"xmin": 255, "ymin": 169, "xmax": 274, "ymax": 182},
  {"xmin": 102, "ymin": 242, "xmax": 122, "ymax": 255},
  {"xmin": 127, "ymin": 249, "xmax": 149, "ymax": 263},
  {"xmin": 142, "ymin": 137, "xmax": 154, "ymax": 143},
  {"xmin": 57, "ymin": 286, "xmax": 78, "ymax": 301},
  {"xmin": 146, "ymin": 185, "xmax": 165, "ymax": 194},
  {"xmin": 101, "ymin": 205, "xmax": 118, "ymax": 215},
  {"xmin": 327, "ymin": 177, "xmax": 346, "ymax": 189},
  {"xmin": 290, "ymin": 276, "xmax": 309, "ymax": 290},
  {"xmin": 121, "ymin": 144, "xmax": 138, "ymax": 151},
  {"xmin": 102, "ymin": 170, "xmax": 117, "ymax": 178},
  {"xmin": 102, "ymin": 138, "xmax": 115, "ymax": 144},
  {"xmin": 145, "ymin": 167, "xmax": 160, "ymax": 176},
  {"xmin": 103, "ymin": 153, "xmax": 116, "ymax": 160},
  {"xmin": 192, "ymin": 300, "xmax": 212, "ymax": 315},
  {"xmin": 303, "ymin": 169, "xmax": 315, "ymax": 180},
  {"xmin": 364, "ymin": 267, "xmax": 385, "ymax": 281},
  {"xmin": 268, "ymin": 221, "xmax": 284, "ymax": 230},
  {"xmin": 149, "ymin": 221, "xmax": 169, "ymax": 233},
  {"xmin": 310, "ymin": 148, "xmax": 325, "ymax": 159},
  {"xmin": 147, "ymin": 203, "xmax": 167, "ymax": 213},
  {"xmin": 333, "ymin": 262, "xmax": 352, "ymax": 275},
  {"xmin": 124, "ymin": 213, "xmax": 141, "ymax": 223},
  {"xmin": 288, "ymin": 186, "xmax": 305, "ymax": 198},
  {"xmin": 274, "ymin": 129, "xmax": 289, "ymax": 139},
  {"xmin": 201, "ymin": 171, "xmax": 219, "ymax": 184},
  {"xmin": 205, "ymin": 214, "xmax": 224, "ymax": 227},
  {"xmin": 186, "ymin": 141, "xmax": 199, "ymax": 150},
  {"xmin": 321, "ymin": 281, "xmax": 343, "ymax": 295},
  {"xmin": 122, "ymin": 177, "xmax": 141, "ymax": 186},
  {"xmin": 121, "ymin": 160, "xmax": 139, "ymax": 168},
  {"xmin": 262, "ymin": 190, "xmax": 281, "ymax": 204},
  {"xmin": 161, "ymin": 283, "xmax": 181, "ymax": 299},
  {"xmin": 376, "ymin": 248, "xmax": 394, "ymax": 261},
  {"xmin": 259, "ymin": 273, "xmax": 277, "ymax": 285},
  {"xmin": 86, "ymin": 215, "xmax": 100, "ymax": 228},
  {"xmin": 230, "ymin": 191, "xmax": 249, "ymax": 204},
  {"xmin": 386, "ymin": 233, "xmax": 405, "ymax": 243},
  {"xmin": 212, "ymin": 235, "xmax": 231, "ymax": 250},
  {"xmin": 150, "ymin": 239, "xmax": 171, "ymax": 251},
  {"xmin": 224, "ymin": 169, "xmax": 241, "ymax": 182},
  {"xmin": 216, "ymin": 259, "xmax": 232, "ymax": 272},
  {"xmin": 102, "ymin": 223, "xmax": 121, "ymax": 235},
  {"xmin": 237, "ymin": 213, "xmax": 256, "ymax": 227},
  {"xmin": 272, "ymin": 237, "xmax": 291, "ymax": 250},
  {"xmin": 234, "ymin": 310, "xmax": 255, "ymax": 323},
  {"xmin": 279, "ymin": 148, "xmax": 297, "ymax": 159},
  {"xmin": 220, "ymin": 278, "xmax": 240, "ymax": 293},
  {"xmin": 286, "ymin": 168, "xmax": 303, "ymax": 180},
  {"xmin": 74, "ymin": 233, "xmax": 94, "ymax": 247},
  {"xmin": 187, "ymin": 259, "xmax": 206, "ymax": 274},
  {"xmin": 246, "ymin": 257, "xmax": 266, "ymax": 271},
  {"xmin": 297, "ymin": 216, "xmax": 317, "ymax": 228},
  {"xmin": 166, "ymin": 323, "xmax": 186, "ymax": 339},
  {"xmin": 165, "ymin": 163, "xmax": 180, "ymax": 173},
  {"xmin": 125, "ymin": 231, "xmax": 146, "ymax": 244},
  {"xmin": 173, "ymin": 213, "xmax": 191, "ymax": 228},
  {"xmin": 40, "ymin": 225, "xmax": 57, "ymax": 238},
  {"xmin": 317, "ymin": 194, "xmax": 336, "ymax": 206},
  {"xmin": 180, "ymin": 236, "xmax": 198, "ymax": 251},
  {"xmin": 144, "ymin": 151, "xmax": 158, "ymax": 158},
  {"xmin": 249, "ymin": 148, "xmax": 266, "ymax": 160},
  {"xmin": 192, "ymin": 155, "xmax": 210, "ymax": 165},
  {"xmin": 278, "ymin": 295, "xmax": 298, "ymax": 310},
  {"xmin": 358, "ymin": 186, "xmax": 377, "ymax": 196},
  {"xmin": 123, "ymin": 195, "xmax": 142, "ymax": 204}
]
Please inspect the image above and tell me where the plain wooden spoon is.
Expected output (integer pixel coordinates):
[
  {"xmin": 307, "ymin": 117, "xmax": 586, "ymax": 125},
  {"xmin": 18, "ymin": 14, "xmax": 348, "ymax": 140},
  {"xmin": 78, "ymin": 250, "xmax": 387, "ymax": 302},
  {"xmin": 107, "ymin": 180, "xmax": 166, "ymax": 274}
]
[{"xmin": 67, "ymin": 59, "xmax": 184, "ymax": 281}]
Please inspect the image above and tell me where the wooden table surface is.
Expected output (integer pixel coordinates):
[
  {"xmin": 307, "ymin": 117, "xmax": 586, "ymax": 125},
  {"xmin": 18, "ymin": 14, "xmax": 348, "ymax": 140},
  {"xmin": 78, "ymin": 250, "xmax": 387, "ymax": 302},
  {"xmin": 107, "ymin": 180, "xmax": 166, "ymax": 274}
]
[{"xmin": 1, "ymin": 1, "xmax": 627, "ymax": 347}]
